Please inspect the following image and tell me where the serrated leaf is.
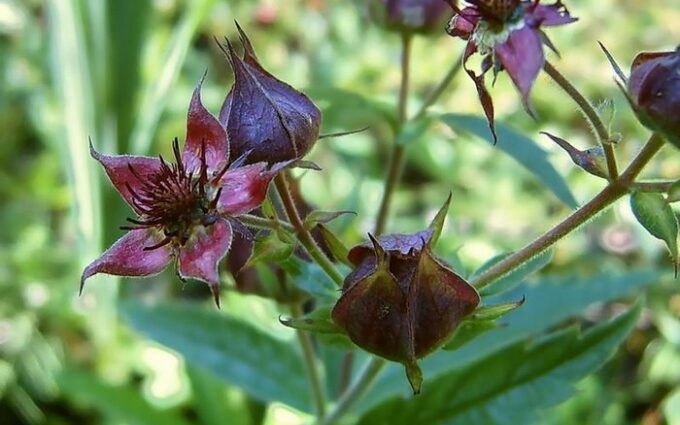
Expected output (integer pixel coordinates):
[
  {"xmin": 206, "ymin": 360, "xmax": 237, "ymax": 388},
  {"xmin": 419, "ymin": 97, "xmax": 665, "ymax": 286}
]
[
  {"xmin": 58, "ymin": 369, "xmax": 191, "ymax": 425},
  {"xmin": 428, "ymin": 193, "xmax": 452, "ymax": 248},
  {"xmin": 355, "ymin": 269, "xmax": 663, "ymax": 415},
  {"xmin": 244, "ymin": 233, "xmax": 295, "ymax": 269},
  {"xmin": 474, "ymin": 249, "xmax": 553, "ymax": 296},
  {"xmin": 303, "ymin": 210, "xmax": 356, "ymax": 231},
  {"xmin": 120, "ymin": 302, "xmax": 310, "ymax": 412},
  {"xmin": 440, "ymin": 114, "xmax": 578, "ymax": 209},
  {"xmin": 668, "ymin": 180, "xmax": 680, "ymax": 203},
  {"xmin": 318, "ymin": 224, "xmax": 352, "ymax": 266},
  {"xmin": 356, "ymin": 303, "xmax": 640, "ymax": 425},
  {"xmin": 630, "ymin": 191, "xmax": 679, "ymax": 269}
]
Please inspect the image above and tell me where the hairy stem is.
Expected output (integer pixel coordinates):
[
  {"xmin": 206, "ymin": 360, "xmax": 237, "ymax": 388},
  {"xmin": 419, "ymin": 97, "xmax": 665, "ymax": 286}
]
[
  {"xmin": 543, "ymin": 60, "xmax": 619, "ymax": 180},
  {"xmin": 471, "ymin": 134, "xmax": 665, "ymax": 289},
  {"xmin": 291, "ymin": 302, "xmax": 327, "ymax": 418},
  {"xmin": 238, "ymin": 213, "xmax": 295, "ymax": 233},
  {"xmin": 274, "ymin": 172, "xmax": 345, "ymax": 286},
  {"xmin": 319, "ymin": 357, "xmax": 386, "ymax": 425},
  {"xmin": 374, "ymin": 33, "xmax": 412, "ymax": 235}
]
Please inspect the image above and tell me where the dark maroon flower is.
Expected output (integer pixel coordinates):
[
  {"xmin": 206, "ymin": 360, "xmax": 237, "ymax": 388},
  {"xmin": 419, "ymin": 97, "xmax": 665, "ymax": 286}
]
[
  {"xmin": 218, "ymin": 23, "xmax": 322, "ymax": 165},
  {"xmin": 447, "ymin": 1, "xmax": 576, "ymax": 141},
  {"xmin": 331, "ymin": 229, "xmax": 480, "ymax": 393},
  {"xmin": 81, "ymin": 78, "xmax": 284, "ymax": 307},
  {"xmin": 627, "ymin": 47, "xmax": 680, "ymax": 149},
  {"xmin": 370, "ymin": 0, "xmax": 454, "ymax": 34}
]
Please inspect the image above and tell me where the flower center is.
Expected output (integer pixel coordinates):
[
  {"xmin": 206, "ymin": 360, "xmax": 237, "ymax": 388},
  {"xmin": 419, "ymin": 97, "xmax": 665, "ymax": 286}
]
[
  {"xmin": 122, "ymin": 139, "xmax": 227, "ymax": 250},
  {"xmin": 472, "ymin": 16, "xmax": 525, "ymax": 55}
]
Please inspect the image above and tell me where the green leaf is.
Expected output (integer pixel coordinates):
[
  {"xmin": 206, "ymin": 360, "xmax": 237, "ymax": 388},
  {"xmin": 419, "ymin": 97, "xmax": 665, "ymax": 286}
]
[
  {"xmin": 428, "ymin": 192, "xmax": 452, "ymax": 248},
  {"xmin": 442, "ymin": 319, "xmax": 500, "ymax": 351},
  {"xmin": 317, "ymin": 224, "xmax": 352, "ymax": 266},
  {"xmin": 186, "ymin": 367, "xmax": 253, "ymax": 425},
  {"xmin": 245, "ymin": 233, "xmax": 295, "ymax": 269},
  {"xmin": 58, "ymin": 369, "xmax": 191, "ymax": 425},
  {"xmin": 120, "ymin": 302, "xmax": 311, "ymax": 412},
  {"xmin": 303, "ymin": 210, "xmax": 356, "ymax": 231},
  {"xmin": 668, "ymin": 180, "xmax": 680, "ymax": 203},
  {"xmin": 356, "ymin": 303, "xmax": 640, "ymax": 425},
  {"xmin": 440, "ymin": 114, "xmax": 578, "ymax": 209},
  {"xmin": 280, "ymin": 306, "xmax": 343, "ymax": 334},
  {"xmin": 130, "ymin": 0, "xmax": 217, "ymax": 155},
  {"xmin": 474, "ymin": 249, "xmax": 554, "ymax": 296},
  {"xmin": 443, "ymin": 299, "xmax": 524, "ymax": 351},
  {"xmin": 630, "ymin": 191, "xmax": 679, "ymax": 269},
  {"xmin": 279, "ymin": 257, "xmax": 342, "ymax": 302},
  {"xmin": 356, "ymin": 269, "xmax": 663, "ymax": 414},
  {"xmin": 307, "ymin": 86, "xmax": 397, "ymax": 133}
]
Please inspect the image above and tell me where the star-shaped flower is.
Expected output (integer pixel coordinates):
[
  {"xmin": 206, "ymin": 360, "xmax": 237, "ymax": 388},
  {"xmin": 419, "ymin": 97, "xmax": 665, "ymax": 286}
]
[
  {"xmin": 447, "ymin": 0, "xmax": 576, "ymax": 141},
  {"xmin": 81, "ymin": 77, "xmax": 285, "ymax": 306}
]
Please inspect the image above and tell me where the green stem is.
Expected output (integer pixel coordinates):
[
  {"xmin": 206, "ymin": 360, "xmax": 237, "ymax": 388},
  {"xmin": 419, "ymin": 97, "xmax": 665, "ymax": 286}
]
[
  {"xmin": 238, "ymin": 213, "xmax": 295, "ymax": 233},
  {"xmin": 412, "ymin": 51, "xmax": 464, "ymax": 121},
  {"xmin": 318, "ymin": 358, "xmax": 386, "ymax": 425},
  {"xmin": 630, "ymin": 181, "xmax": 675, "ymax": 193},
  {"xmin": 374, "ymin": 33, "xmax": 413, "ymax": 236},
  {"xmin": 291, "ymin": 303, "xmax": 327, "ymax": 418},
  {"xmin": 543, "ymin": 60, "xmax": 619, "ymax": 180},
  {"xmin": 471, "ymin": 134, "xmax": 665, "ymax": 289},
  {"xmin": 274, "ymin": 172, "xmax": 345, "ymax": 286}
]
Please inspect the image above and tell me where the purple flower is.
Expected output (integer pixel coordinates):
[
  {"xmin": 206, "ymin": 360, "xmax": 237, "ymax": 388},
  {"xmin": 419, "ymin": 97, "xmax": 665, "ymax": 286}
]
[
  {"xmin": 627, "ymin": 47, "xmax": 680, "ymax": 149},
  {"xmin": 447, "ymin": 1, "xmax": 576, "ymax": 141},
  {"xmin": 81, "ymin": 78, "xmax": 284, "ymax": 307},
  {"xmin": 218, "ymin": 23, "xmax": 322, "ymax": 165},
  {"xmin": 371, "ymin": 0, "xmax": 454, "ymax": 34},
  {"xmin": 331, "ymin": 229, "xmax": 480, "ymax": 393}
]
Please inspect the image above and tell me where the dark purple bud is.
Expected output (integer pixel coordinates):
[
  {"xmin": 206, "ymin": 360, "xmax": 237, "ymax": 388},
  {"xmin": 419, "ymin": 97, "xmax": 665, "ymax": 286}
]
[
  {"xmin": 218, "ymin": 23, "xmax": 322, "ymax": 164},
  {"xmin": 371, "ymin": 0, "xmax": 454, "ymax": 34},
  {"xmin": 627, "ymin": 47, "xmax": 680, "ymax": 149},
  {"xmin": 332, "ymin": 229, "xmax": 480, "ymax": 393}
]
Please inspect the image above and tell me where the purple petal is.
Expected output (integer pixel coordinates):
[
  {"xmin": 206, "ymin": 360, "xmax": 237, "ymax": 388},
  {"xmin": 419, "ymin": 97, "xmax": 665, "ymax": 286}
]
[
  {"xmin": 495, "ymin": 27, "xmax": 544, "ymax": 113},
  {"xmin": 177, "ymin": 218, "xmax": 233, "ymax": 307},
  {"xmin": 90, "ymin": 142, "xmax": 161, "ymax": 214},
  {"xmin": 217, "ymin": 162, "xmax": 279, "ymax": 216},
  {"xmin": 527, "ymin": 3, "xmax": 578, "ymax": 27},
  {"xmin": 446, "ymin": 7, "xmax": 480, "ymax": 38},
  {"xmin": 183, "ymin": 76, "xmax": 230, "ymax": 173},
  {"xmin": 80, "ymin": 229, "xmax": 173, "ymax": 293}
]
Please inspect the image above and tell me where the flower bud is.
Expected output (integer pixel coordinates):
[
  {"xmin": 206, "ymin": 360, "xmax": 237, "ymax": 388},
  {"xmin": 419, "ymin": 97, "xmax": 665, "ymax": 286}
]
[
  {"xmin": 370, "ymin": 0, "xmax": 454, "ymax": 34},
  {"xmin": 331, "ymin": 229, "xmax": 480, "ymax": 393},
  {"xmin": 628, "ymin": 47, "xmax": 680, "ymax": 149},
  {"xmin": 219, "ymin": 23, "xmax": 322, "ymax": 164}
]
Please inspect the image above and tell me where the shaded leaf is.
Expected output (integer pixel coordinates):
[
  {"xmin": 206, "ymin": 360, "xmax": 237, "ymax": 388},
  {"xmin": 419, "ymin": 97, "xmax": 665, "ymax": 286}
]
[
  {"xmin": 667, "ymin": 180, "xmax": 680, "ymax": 203},
  {"xmin": 279, "ymin": 257, "xmax": 342, "ymax": 302},
  {"xmin": 245, "ymin": 233, "xmax": 295, "ymax": 269},
  {"xmin": 630, "ymin": 191, "xmax": 679, "ymax": 269},
  {"xmin": 120, "ymin": 302, "xmax": 310, "ymax": 412},
  {"xmin": 58, "ymin": 369, "xmax": 191, "ymax": 425},
  {"xmin": 318, "ymin": 224, "xmax": 352, "ymax": 266},
  {"xmin": 440, "ymin": 114, "xmax": 578, "ymax": 209},
  {"xmin": 280, "ymin": 306, "xmax": 343, "ymax": 334},
  {"xmin": 356, "ymin": 303, "xmax": 640, "ymax": 425},
  {"xmin": 186, "ymin": 367, "xmax": 253, "ymax": 425}
]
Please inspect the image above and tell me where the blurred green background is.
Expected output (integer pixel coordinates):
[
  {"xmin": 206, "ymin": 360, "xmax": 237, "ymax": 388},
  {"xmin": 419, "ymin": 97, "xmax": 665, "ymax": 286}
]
[{"xmin": 1, "ymin": 0, "xmax": 680, "ymax": 424}]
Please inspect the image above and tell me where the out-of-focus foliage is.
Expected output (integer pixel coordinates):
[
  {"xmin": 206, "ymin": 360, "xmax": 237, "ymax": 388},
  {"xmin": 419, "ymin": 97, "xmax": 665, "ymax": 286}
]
[{"xmin": 0, "ymin": 0, "xmax": 679, "ymax": 424}]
